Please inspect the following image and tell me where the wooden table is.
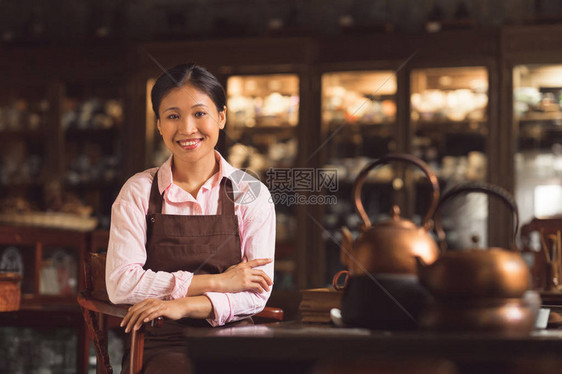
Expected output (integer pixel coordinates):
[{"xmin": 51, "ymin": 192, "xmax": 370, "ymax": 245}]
[{"xmin": 184, "ymin": 322, "xmax": 562, "ymax": 374}]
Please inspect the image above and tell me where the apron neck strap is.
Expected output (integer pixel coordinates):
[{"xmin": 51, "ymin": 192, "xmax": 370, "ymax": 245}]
[
  {"xmin": 148, "ymin": 171, "xmax": 235, "ymax": 216},
  {"xmin": 220, "ymin": 178, "xmax": 235, "ymax": 216},
  {"xmin": 148, "ymin": 170, "xmax": 163, "ymax": 215}
]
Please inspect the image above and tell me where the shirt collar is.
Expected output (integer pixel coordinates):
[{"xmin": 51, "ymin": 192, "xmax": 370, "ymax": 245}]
[
  {"xmin": 157, "ymin": 155, "xmax": 174, "ymax": 196},
  {"xmin": 157, "ymin": 151, "xmax": 237, "ymax": 195}
]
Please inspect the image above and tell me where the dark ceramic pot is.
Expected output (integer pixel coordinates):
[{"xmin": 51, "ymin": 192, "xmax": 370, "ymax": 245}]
[{"xmin": 340, "ymin": 273, "xmax": 433, "ymax": 330}]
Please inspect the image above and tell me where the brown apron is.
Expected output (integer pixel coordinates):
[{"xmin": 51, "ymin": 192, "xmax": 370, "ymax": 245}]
[{"xmin": 122, "ymin": 171, "xmax": 249, "ymax": 373}]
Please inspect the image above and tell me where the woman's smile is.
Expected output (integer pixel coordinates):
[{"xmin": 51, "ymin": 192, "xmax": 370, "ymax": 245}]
[{"xmin": 178, "ymin": 137, "xmax": 203, "ymax": 150}]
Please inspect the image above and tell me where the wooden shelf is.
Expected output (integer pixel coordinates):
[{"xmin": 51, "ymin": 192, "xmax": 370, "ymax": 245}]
[
  {"xmin": 326, "ymin": 121, "xmax": 395, "ymax": 128},
  {"xmin": 0, "ymin": 182, "xmax": 44, "ymax": 189},
  {"xmin": 413, "ymin": 119, "xmax": 487, "ymax": 129},
  {"xmin": 64, "ymin": 179, "xmax": 120, "ymax": 190},
  {"xmin": 0, "ymin": 129, "xmax": 44, "ymax": 139},
  {"xmin": 64, "ymin": 126, "xmax": 120, "ymax": 140},
  {"xmin": 0, "ymin": 225, "xmax": 90, "ymax": 373},
  {"xmin": 230, "ymin": 125, "xmax": 297, "ymax": 133},
  {"xmin": 518, "ymin": 112, "xmax": 562, "ymax": 122}
]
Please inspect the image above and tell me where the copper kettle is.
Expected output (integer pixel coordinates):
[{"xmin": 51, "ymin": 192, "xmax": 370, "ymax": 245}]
[
  {"xmin": 340, "ymin": 153, "xmax": 440, "ymax": 276},
  {"xmin": 416, "ymin": 182, "xmax": 531, "ymax": 300}
]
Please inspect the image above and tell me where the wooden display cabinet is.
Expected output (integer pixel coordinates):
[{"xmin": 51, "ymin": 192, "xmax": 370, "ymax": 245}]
[
  {"xmin": 0, "ymin": 45, "xmax": 136, "ymax": 232},
  {"xmin": 60, "ymin": 77, "xmax": 126, "ymax": 229},
  {"xmin": 0, "ymin": 46, "xmax": 135, "ymax": 373},
  {"xmin": 136, "ymin": 32, "xmax": 504, "ymax": 293},
  {"xmin": 224, "ymin": 72, "xmax": 300, "ymax": 292},
  {"xmin": 501, "ymin": 25, "xmax": 562, "ymax": 239},
  {"xmin": 5, "ymin": 26, "xmax": 562, "ymax": 323},
  {"xmin": 312, "ymin": 29, "xmax": 501, "ymax": 283},
  {"xmin": 0, "ymin": 225, "xmax": 89, "ymax": 373},
  {"xmin": 0, "ymin": 77, "xmax": 59, "ymax": 215},
  {"xmin": 409, "ymin": 65, "xmax": 490, "ymax": 250},
  {"xmin": 319, "ymin": 69, "xmax": 398, "ymax": 285}
]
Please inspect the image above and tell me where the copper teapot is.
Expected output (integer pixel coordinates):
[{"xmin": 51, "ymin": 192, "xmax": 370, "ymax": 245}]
[
  {"xmin": 340, "ymin": 153, "xmax": 440, "ymax": 276},
  {"xmin": 416, "ymin": 182, "xmax": 531, "ymax": 300}
]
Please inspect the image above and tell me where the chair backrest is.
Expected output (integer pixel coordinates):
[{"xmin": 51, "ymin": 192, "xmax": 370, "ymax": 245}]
[
  {"xmin": 86, "ymin": 252, "xmax": 111, "ymax": 302},
  {"xmin": 520, "ymin": 215, "xmax": 562, "ymax": 290},
  {"xmin": 79, "ymin": 235, "xmax": 145, "ymax": 374}
]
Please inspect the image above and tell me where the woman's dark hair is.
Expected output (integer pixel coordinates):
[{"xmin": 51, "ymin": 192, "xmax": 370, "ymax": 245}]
[{"xmin": 151, "ymin": 63, "xmax": 226, "ymax": 119}]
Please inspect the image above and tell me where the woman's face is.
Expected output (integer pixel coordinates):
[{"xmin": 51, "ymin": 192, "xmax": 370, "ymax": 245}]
[{"xmin": 157, "ymin": 84, "xmax": 225, "ymax": 166}]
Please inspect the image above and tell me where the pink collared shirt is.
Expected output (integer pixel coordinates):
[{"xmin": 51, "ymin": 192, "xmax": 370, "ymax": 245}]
[{"xmin": 106, "ymin": 151, "xmax": 276, "ymax": 326}]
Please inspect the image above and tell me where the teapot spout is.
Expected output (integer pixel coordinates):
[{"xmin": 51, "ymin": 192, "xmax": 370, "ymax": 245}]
[{"xmin": 414, "ymin": 255, "xmax": 427, "ymax": 273}]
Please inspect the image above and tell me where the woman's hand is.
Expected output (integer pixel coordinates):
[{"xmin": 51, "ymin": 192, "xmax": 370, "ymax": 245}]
[
  {"xmin": 120, "ymin": 298, "xmax": 187, "ymax": 333},
  {"xmin": 217, "ymin": 257, "xmax": 273, "ymax": 293}
]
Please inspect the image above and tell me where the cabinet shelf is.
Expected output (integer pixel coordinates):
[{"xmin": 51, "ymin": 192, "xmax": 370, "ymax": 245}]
[
  {"xmin": 0, "ymin": 307, "xmax": 83, "ymax": 326},
  {"xmin": 21, "ymin": 296, "xmax": 80, "ymax": 308},
  {"xmin": 231, "ymin": 124, "xmax": 296, "ymax": 132},
  {"xmin": 64, "ymin": 126, "xmax": 120, "ymax": 140},
  {"xmin": 0, "ymin": 225, "xmax": 89, "ymax": 373},
  {"xmin": 327, "ymin": 121, "xmax": 395, "ymax": 128},
  {"xmin": 65, "ymin": 180, "xmax": 119, "ymax": 190},
  {"xmin": 0, "ymin": 181, "xmax": 44, "ymax": 189},
  {"xmin": 413, "ymin": 119, "xmax": 487, "ymax": 129},
  {"xmin": 0, "ymin": 129, "xmax": 44, "ymax": 139},
  {"xmin": 518, "ymin": 112, "xmax": 562, "ymax": 122}
]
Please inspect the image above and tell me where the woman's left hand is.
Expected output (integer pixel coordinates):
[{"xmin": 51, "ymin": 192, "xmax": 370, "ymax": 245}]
[{"xmin": 120, "ymin": 298, "xmax": 187, "ymax": 333}]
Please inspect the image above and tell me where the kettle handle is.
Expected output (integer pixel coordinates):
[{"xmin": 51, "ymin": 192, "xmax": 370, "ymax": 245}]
[
  {"xmin": 352, "ymin": 153, "xmax": 440, "ymax": 229},
  {"xmin": 433, "ymin": 182, "xmax": 519, "ymax": 252}
]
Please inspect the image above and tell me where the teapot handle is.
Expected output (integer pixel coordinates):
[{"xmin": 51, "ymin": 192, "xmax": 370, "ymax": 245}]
[
  {"xmin": 433, "ymin": 182, "xmax": 519, "ymax": 252},
  {"xmin": 352, "ymin": 153, "xmax": 440, "ymax": 229}
]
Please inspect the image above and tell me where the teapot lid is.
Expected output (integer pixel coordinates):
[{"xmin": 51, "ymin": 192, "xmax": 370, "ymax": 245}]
[{"xmin": 374, "ymin": 206, "xmax": 418, "ymax": 230}]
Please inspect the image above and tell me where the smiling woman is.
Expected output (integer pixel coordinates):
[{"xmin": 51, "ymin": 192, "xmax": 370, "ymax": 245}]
[
  {"xmin": 105, "ymin": 63, "xmax": 276, "ymax": 373},
  {"xmin": 156, "ymin": 84, "xmax": 225, "ymax": 196}
]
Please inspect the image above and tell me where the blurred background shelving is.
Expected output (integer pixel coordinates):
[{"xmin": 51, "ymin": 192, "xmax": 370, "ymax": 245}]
[
  {"xmin": 0, "ymin": 81, "xmax": 52, "ymax": 213},
  {"xmin": 513, "ymin": 64, "xmax": 562, "ymax": 228},
  {"xmin": 4, "ymin": 21, "xmax": 562, "ymax": 372},
  {"xmin": 409, "ymin": 66, "xmax": 489, "ymax": 250},
  {"xmin": 61, "ymin": 79, "xmax": 126, "ymax": 229},
  {"xmin": 320, "ymin": 69, "xmax": 398, "ymax": 285},
  {"xmin": 226, "ymin": 73, "xmax": 300, "ymax": 291}
]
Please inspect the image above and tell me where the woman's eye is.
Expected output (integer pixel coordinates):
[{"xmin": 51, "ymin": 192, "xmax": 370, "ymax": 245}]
[
  {"xmin": 194, "ymin": 111, "xmax": 207, "ymax": 118},
  {"xmin": 167, "ymin": 114, "xmax": 179, "ymax": 120}
]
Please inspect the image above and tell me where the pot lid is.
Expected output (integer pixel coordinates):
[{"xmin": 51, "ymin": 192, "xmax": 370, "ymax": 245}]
[{"xmin": 374, "ymin": 205, "xmax": 418, "ymax": 230}]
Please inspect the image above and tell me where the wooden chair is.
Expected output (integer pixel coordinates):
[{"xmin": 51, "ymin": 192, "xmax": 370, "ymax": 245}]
[
  {"xmin": 520, "ymin": 215, "xmax": 562, "ymax": 291},
  {"xmin": 77, "ymin": 231, "xmax": 284, "ymax": 374}
]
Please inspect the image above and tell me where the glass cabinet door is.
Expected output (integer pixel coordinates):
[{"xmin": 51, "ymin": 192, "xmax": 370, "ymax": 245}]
[
  {"xmin": 321, "ymin": 70, "xmax": 397, "ymax": 283},
  {"xmin": 62, "ymin": 80, "xmax": 125, "ymax": 229},
  {"xmin": 410, "ymin": 67, "xmax": 489, "ymax": 249},
  {"xmin": 225, "ymin": 74, "xmax": 299, "ymax": 176},
  {"xmin": 225, "ymin": 74, "xmax": 300, "ymax": 290},
  {"xmin": 513, "ymin": 64, "xmax": 562, "ymax": 227},
  {"xmin": 0, "ymin": 84, "xmax": 50, "ymax": 212},
  {"xmin": 322, "ymin": 71, "xmax": 397, "ymax": 165}
]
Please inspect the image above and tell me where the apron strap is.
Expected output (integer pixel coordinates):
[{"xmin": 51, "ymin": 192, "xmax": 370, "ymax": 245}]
[
  {"xmin": 149, "ymin": 170, "xmax": 235, "ymax": 216},
  {"xmin": 220, "ymin": 178, "xmax": 235, "ymax": 216},
  {"xmin": 148, "ymin": 170, "xmax": 163, "ymax": 215}
]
